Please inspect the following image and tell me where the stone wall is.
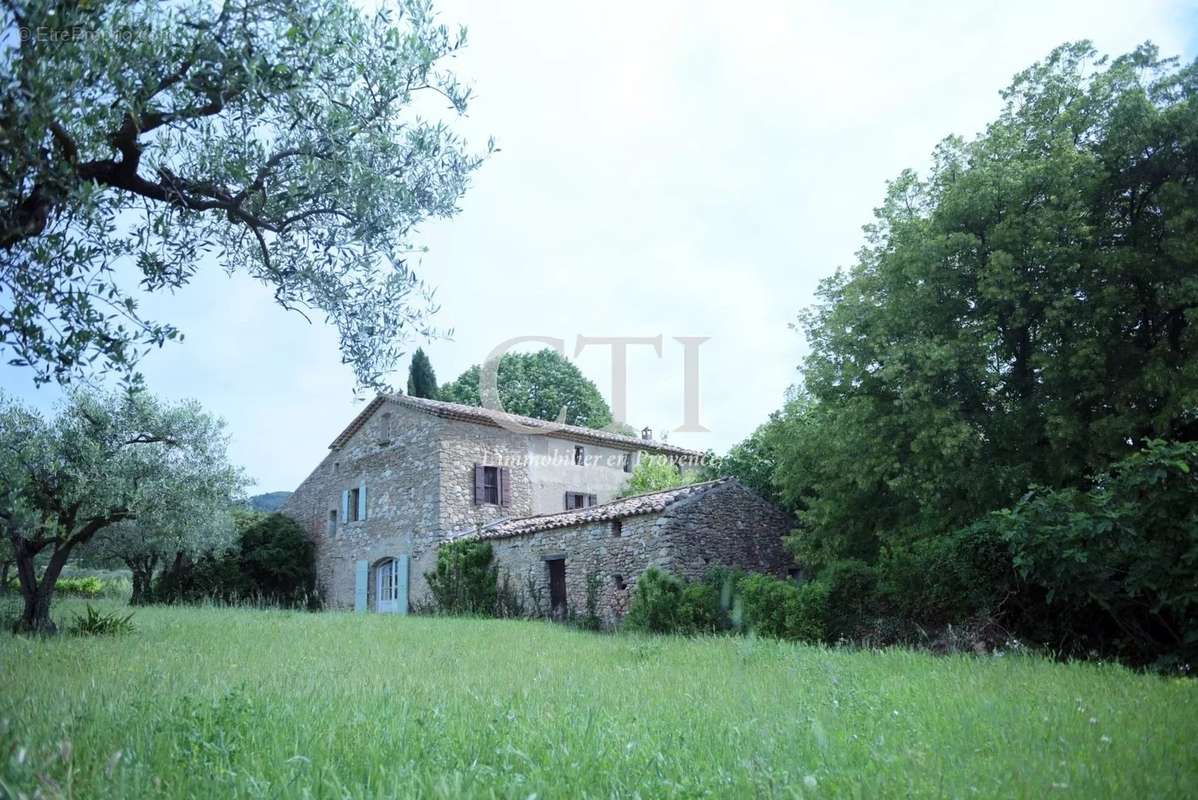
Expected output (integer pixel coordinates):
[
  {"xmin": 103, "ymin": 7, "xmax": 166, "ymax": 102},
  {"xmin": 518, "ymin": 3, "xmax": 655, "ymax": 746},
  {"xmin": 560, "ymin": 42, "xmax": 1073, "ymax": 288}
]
[
  {"xmin": 281, "ymin": 399, "xmax": 446, "ymax": 608},
  {"xmin": 436, "ymin": 418, "xmax": 535, "ymax": 531},
  {"xmin": 483, "ymin": 481, "xmax": 795, "ymax": 625},
  {"xmin": 485, "ymin": 514, "xmax": 670, "ymax": 625},
  {"xmin": 664, "ymin": 481, "xmax": 795, "ymax": 581}
]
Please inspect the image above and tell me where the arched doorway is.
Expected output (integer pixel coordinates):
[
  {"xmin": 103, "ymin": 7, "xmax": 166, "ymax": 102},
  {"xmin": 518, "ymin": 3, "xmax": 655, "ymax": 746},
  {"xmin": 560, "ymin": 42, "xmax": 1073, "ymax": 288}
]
[{"xmin": 375, "ymin": 557, "xmax": 405, "ymax": 614}]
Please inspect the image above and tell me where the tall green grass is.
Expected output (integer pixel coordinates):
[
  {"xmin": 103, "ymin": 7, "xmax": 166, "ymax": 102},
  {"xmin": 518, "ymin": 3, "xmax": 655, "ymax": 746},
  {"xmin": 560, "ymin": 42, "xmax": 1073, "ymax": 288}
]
[{"xmin": 1, "ymin": 601, "xmax": 1195, "ymax": 798}]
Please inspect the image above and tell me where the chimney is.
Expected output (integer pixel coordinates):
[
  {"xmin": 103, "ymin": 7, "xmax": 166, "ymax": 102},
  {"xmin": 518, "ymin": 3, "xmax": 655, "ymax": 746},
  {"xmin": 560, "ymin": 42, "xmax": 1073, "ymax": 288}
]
[{"xmin": 641, "ymin": 426, "xmax": 653, "ymax": 441}]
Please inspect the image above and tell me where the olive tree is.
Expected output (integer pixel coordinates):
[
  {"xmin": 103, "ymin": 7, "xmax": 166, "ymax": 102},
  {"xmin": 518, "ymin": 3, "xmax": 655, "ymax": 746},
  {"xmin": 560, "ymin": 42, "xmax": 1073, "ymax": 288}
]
[
  {"xmin": 0, "ymin": 390, "xmax": 243, "ymax": 632},
  {"xmin": 84, "ymin": 473, "xmax": 244, "ymax": 605},
  {"xmin": 1, "ymin": 0, "xmax": 487, "ymax": 388}
]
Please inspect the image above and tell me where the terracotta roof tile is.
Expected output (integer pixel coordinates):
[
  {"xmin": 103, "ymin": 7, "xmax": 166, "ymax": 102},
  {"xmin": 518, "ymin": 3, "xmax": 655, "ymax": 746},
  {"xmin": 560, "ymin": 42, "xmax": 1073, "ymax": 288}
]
[{"xmin": 463, "ymin": 478, "xmax": 733, "ymax": 540}]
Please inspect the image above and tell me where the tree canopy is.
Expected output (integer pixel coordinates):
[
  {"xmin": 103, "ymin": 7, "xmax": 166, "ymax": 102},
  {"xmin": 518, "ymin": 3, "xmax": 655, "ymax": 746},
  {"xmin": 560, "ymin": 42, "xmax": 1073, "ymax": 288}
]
[
  {"xmin": 440, "ymin": 349, "xmax": 615, "ymax": 430},
  {"xmin": 1, "ymin": 0, "xmax": 487, "ymax": 388},
  {"xmin": 618, "ymin": 454, "xmax": 695, "ymax": 497},
  {"xmin": 778, "ymin": 41, "xmax": 1198, "ymax": 567}
]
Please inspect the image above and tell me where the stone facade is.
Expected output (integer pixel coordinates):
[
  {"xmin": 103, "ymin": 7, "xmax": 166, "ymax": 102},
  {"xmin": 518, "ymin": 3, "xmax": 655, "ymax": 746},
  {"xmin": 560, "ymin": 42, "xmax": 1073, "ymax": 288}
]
[
  {"xmin": 478, "ymin": 480, "xmax": 793, "ymax": 625},
  {"xmin": 282, "ymin": 400, "xmax": 447, "ymax": 608},
  {"xmin": 282, "ymin": 394, "xmax": 792, "ymax": 618}
]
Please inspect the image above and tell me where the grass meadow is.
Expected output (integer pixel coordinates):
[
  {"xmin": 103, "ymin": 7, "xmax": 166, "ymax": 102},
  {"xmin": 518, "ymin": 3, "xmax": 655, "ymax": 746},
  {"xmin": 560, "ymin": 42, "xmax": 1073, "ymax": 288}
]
[{"xmin": 1, "ymin": 600, "xmax": 1195, "ymax": 799}]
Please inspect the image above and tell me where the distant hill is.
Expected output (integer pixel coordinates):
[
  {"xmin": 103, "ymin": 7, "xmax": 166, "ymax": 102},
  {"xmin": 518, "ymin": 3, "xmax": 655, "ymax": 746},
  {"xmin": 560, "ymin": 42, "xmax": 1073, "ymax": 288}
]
[{"xmin": 246, "ymin": 492, "xmax": 292, "ymax": 512}]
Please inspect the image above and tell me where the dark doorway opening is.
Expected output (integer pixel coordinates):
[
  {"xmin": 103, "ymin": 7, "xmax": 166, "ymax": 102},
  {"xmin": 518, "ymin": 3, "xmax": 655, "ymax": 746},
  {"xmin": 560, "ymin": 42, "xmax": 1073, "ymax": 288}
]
[{"xmin": 547, "ymin": 558, "xmax": 567, "ymax": 617}]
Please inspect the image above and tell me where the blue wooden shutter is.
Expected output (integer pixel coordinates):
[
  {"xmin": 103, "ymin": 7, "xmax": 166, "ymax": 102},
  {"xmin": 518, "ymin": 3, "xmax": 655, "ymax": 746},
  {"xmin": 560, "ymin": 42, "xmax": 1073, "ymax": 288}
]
[
  {"xmin": 358, "ymin": 482, "xmax": 367, "ymax": 521},
  {"xmin": 354, "ymin": 560, "xmax": 368, "ymax": 612},
  {"xmin": 397, "ymin": 554, "xmax": 410, "ymax": 615},
  {"xmin": 341, "ymin": 490, "xmax": 349, "ymax": 523}
]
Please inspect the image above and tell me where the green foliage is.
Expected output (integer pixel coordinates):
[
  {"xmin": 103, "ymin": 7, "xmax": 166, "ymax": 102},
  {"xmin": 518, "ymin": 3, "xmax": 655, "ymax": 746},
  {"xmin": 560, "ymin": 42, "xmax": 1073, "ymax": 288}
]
[
  {"xmin": 237, "ymin": 513, "xmax": 317, "ymax": 605},
  {"xmin": 875, "ymin": 527, "xmax": 1014, "ymax": 629},
  {"xmin": 624, "ymin": 567, "xmax": 824, "ymax": 641},
  {"xmin": 152, "ymin": 512, "xmax": 317, "ymax": 608},
  {"xmin": 675, "ymin": 581, "xmax": 727, "ymax": 634},
  {"xmin": 810, "ymin": 560, "xmax": 880, "ymax": 641},
  {"xmin": 776, "ymin": 43, "xmax": 1198, "ymax": 570},
  {"xmin": 66, "ymin": 604, "xmax": 135, "ymax": 637},
  {"xmin": 1, "ymin": 0, "xmax": 487, "ymax": 388},
  {"xmin": 623, "ymin": 568, "xmax": 685, "ymax": 634},
  {"xmin": 618, "ymin": 454, "xmax": 695, "ymax": 497},
  {"xmin": 424, "ymin": 539, "xmax": 499, "ymax": 615},
  {"xmin": 978, "ymin": 440, "xmax": 1198, "ymax": 668},
  {"xmin": 702, "ymin": 396, "xmax": 808, "ymax": 506},
  {"xmin": 0, "ymin": 389, "xmax": 243, "ymax": 632},
  {"xmin": 440, "ymin": 349, "xmax": 614, "ymax": 429},
  {"xmin": 735, "ymin": 573, "xmax": 826, "ymax": 642},
  {"xmin": 54, "ymin": 576, "xmax": 105, "ymax": 598},
  {"xmin": 406, "ymin": 347, "xmax": 439, "ymax": 399}
]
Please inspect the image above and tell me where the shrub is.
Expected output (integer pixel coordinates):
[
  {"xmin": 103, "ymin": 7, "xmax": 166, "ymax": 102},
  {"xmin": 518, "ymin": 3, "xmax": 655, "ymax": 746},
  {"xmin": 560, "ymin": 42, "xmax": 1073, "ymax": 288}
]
[
  {"xmin": 54, "ymin": 576, "xmax": 106, "ymax": 598},
  {"xmin": 877, "ymin": 527, "xmax": 1012, "ymax": 627},
  {"xmin": 625, "ymin": 568, "xmax": 824, "ymax": 641},
  {"xmin": 237, "ymin": 514, "xmax": 316, "ymax": 605},
  {"xmin": 812, "ymin": 559, "xmax": 879, "ymax": 640},
  {"xmin": 425, "ymin": 539, "xmax": 498, "ymax": 615},
  {"xmin": 623, "ymin": 568, "xmax": 684, "ymax": 633},
  {"xmin": 67, "ymin": 604, "xmax": 135, "ymax": 636},
  {"xmin": 978, "ymin": 440, "xmax": 1198, "ymax": 669},
  {"xmin": 676, "ymin": 581, "xmax": 726, "ymax": 634},
  {"xmin": 736, "ymin": 573, "xmax": 826, "ymax": 642}
]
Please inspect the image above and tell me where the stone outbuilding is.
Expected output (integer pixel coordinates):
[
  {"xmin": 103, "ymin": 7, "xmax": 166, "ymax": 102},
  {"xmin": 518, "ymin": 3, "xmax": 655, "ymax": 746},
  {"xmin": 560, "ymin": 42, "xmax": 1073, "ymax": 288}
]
[{"xmin": 462, "ymin": 477, "xmax": 795, "ymax": 625}]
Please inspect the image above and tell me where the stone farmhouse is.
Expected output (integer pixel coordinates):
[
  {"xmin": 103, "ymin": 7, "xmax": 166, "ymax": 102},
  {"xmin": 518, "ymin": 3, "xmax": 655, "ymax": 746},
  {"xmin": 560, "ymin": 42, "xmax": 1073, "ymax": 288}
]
[{"xmin": 282, "ymin": 394, "xmax": 794, "ymax": 623}]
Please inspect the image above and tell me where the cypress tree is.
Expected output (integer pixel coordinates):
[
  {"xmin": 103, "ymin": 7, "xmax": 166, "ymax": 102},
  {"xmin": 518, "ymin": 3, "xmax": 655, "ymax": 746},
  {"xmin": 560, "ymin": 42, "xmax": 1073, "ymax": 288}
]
[{"xmin": 407, "ymin": 348, "xmax": 438, "ymax": 399}]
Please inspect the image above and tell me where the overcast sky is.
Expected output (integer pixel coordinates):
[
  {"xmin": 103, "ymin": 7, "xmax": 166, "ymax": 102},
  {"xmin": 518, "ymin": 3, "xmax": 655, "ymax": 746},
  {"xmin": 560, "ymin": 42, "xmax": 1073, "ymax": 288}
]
[{"xmin": 2, "ymin": 0, "xmax": 1195, "ymax": 492}]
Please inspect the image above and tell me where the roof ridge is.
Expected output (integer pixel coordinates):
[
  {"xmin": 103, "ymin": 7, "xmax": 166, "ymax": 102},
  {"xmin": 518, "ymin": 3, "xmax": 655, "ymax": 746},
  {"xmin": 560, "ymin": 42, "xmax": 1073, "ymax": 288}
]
[{"xmin": 328, "ymin": 392, "xmax": 705, "ymax": 457}]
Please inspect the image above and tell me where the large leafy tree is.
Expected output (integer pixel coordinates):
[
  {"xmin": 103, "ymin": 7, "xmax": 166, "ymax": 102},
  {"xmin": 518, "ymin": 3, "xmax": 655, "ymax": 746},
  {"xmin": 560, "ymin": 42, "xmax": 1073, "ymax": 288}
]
[
  {"xmin": 1, "ymin": 0, "xmax": 486, "ymax": 387},
  {"xmin": 0, "ymin": 390, "xmax": 243, "ymax": 631},
  {"xmin": 783, "ymin": 42, "xmax": 1198, "ymax": 566},
  {"xmin": 440, "ymin": 348, "xmax": 615, "ymax": 429},
  {"xmin": 406, "ymin": 346, "xmax": 438, "ymax": 398}
]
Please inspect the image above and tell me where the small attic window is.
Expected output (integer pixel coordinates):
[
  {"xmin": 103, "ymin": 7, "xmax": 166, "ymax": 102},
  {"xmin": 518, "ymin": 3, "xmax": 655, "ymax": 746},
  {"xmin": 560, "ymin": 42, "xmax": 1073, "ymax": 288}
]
[
  {"xmin": 613, "ymin": 574, "xmax": 626, "ymax": 591},
  {"xmin": 377, "ymin": 412, "xmax": 392, "ymax": 446},
  {"xmin": 612, "ymin": 519, "xmax": 623, "ymax": 537},
  {"xmin": 574, "ymin": 445, "xmax": 585, "ymax": 466},
  {"xmin": 623, "ymin": 452, "xmax": 633, "ymax": 473}
]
